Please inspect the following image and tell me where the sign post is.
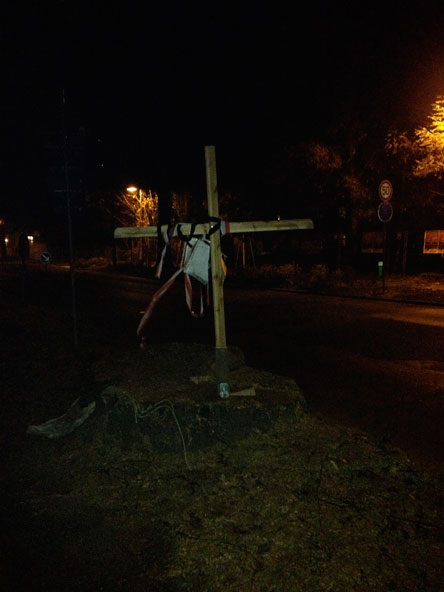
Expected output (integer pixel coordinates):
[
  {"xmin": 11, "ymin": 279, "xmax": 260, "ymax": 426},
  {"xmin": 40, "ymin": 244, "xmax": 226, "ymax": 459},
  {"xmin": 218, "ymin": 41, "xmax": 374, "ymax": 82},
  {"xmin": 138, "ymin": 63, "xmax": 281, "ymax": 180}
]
[
  {"xmin": 377, "ymin": 180, "xmax": 393, "ymax": 295},
  {"xmin": 40, "ymin": 251, "xmax": 53, "ymax": 272}
]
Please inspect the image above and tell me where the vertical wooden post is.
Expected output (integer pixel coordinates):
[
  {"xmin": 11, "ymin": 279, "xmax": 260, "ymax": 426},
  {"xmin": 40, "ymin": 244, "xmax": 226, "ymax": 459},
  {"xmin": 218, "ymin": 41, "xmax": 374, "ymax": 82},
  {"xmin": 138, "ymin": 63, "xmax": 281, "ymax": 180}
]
[{"xmin": 205, "ymin": 146, "xmax": 230, "ymax": 398}]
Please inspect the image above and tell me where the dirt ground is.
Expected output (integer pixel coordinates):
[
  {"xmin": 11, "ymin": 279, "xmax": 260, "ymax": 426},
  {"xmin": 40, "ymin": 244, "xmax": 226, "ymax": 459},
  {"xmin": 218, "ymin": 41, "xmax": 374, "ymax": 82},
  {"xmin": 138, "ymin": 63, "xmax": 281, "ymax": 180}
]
[{"xmin": 1, "ymin": 268, "xmax": 444, "ymax": 591}]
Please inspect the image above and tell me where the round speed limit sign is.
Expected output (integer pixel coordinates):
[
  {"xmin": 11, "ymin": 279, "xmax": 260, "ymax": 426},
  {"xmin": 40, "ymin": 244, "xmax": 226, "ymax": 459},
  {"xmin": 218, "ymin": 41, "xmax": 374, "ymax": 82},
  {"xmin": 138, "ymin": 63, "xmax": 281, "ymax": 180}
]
[{"xmin": 379, "ymin": 179, "xmax": 393, "ymax": 201}]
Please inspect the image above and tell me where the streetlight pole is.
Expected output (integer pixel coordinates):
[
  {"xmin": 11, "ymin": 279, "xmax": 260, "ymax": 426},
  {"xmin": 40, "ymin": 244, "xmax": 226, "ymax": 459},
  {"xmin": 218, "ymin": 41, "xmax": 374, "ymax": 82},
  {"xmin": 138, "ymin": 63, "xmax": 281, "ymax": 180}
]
[
  {"xmin": 127, "ymin": 186, "xmax": 139, "ymax": 264},
  {"xmin": 61, "ymin": 89, "xmax": 78, "ymax": 349}
]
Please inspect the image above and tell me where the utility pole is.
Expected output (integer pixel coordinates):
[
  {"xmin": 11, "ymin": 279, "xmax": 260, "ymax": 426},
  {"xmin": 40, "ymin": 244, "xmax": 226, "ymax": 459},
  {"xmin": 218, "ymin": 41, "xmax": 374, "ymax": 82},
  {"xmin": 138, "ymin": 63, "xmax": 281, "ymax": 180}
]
[{"xmin": 61, "ymin": 89, "xmax": 78, "ymax": 349}]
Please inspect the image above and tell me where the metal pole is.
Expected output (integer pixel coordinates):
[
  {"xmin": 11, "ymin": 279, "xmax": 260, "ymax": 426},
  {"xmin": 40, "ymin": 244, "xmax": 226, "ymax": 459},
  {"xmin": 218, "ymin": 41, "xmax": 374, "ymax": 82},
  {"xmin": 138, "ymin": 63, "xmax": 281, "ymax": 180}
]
[
  {"xmin": 382, "ymin": 224, "xmax": 387, "ymax": 295},
  {"xmin": 61, "ymin": 89, "xmax": 78, "ymax": 348}
]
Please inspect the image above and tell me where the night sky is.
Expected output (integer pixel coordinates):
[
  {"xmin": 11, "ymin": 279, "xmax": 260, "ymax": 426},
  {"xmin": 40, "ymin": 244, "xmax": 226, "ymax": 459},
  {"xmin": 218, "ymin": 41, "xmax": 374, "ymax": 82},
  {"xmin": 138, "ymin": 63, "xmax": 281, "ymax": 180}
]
[{"xmin": 1, "ymin": 1, "xmax": 444, "ymax": 224}]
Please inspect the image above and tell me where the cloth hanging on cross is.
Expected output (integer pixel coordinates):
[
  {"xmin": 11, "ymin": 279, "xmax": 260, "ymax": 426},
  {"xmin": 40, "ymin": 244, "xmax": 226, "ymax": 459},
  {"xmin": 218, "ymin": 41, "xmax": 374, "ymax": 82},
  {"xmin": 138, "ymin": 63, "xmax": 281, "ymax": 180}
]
[{"xmin": 138, "ymin": 219, "xmax": 226, "ymax": 348}]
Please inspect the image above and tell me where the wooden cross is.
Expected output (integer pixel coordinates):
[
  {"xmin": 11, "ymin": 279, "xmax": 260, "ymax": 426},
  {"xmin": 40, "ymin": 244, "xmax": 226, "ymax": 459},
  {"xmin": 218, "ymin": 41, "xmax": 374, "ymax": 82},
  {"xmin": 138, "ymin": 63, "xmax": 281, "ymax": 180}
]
[{"xmin": 114, "ymin": 146, "xmax": 314, "ymax": 398}]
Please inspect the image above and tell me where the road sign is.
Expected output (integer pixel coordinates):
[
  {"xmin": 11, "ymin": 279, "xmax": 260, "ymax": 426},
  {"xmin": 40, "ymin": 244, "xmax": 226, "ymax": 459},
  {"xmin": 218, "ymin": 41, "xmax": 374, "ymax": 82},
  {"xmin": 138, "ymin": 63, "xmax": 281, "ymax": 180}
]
[
  {"xmin": 378, "ymin": 201, "xmax": 393, "ymax": 223},
  {"xmin": 379, "ymin": 179, "xmax": 393, "ymax": 201},
  {"xmin": 40, "ymin": 251, "xmax": 53, "ymax": 264}
]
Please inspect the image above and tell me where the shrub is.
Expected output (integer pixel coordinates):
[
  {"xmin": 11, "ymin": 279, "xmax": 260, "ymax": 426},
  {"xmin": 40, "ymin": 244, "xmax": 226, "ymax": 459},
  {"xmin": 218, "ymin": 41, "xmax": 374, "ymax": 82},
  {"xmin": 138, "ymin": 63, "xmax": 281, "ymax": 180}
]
[{"xmin": 306, "ymin": 264, "xmax": 330, "ymax": 289}]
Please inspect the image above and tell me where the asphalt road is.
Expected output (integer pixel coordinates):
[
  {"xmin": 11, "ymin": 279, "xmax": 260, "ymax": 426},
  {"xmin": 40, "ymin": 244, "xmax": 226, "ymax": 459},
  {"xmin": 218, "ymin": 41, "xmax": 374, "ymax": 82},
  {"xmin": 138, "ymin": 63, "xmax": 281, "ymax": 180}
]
[
  {"xmin": 224, "ymin": 289, "xmax": 444, "ymax": 471},
  {"xmin": 5, "ymin": 264, "xmax": 444, "ymax": 470}
]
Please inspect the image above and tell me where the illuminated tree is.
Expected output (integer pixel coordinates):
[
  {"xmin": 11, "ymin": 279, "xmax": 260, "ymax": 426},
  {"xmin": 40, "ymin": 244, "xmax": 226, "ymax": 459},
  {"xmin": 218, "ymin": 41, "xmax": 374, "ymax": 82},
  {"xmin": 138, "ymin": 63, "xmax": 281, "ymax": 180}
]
[
  {"xmin": 385, "ymin": 96, "xmax": 444, "ymax": 219},
  {"xmin": 413, "ymin": 97, "xmax": 444, "ymax": 179},
  {"xmin": 386, "ymin": 97, "xmax": 444, "ymax": 181},
  {"xmin": 116, "ymin": 187, "xmax": 158, "ymax": 227},
  {"xmin": 116, "ymin": 187, "xmax": 158, "ymax": 265}
]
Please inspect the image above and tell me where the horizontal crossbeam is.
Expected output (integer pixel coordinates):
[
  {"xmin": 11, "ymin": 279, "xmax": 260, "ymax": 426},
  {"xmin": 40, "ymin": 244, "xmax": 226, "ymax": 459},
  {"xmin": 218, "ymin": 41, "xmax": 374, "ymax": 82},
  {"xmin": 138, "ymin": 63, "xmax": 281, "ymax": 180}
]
[{"xmin": 114, "ymin": 218, "xmax": 314, "ymax": 239}]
